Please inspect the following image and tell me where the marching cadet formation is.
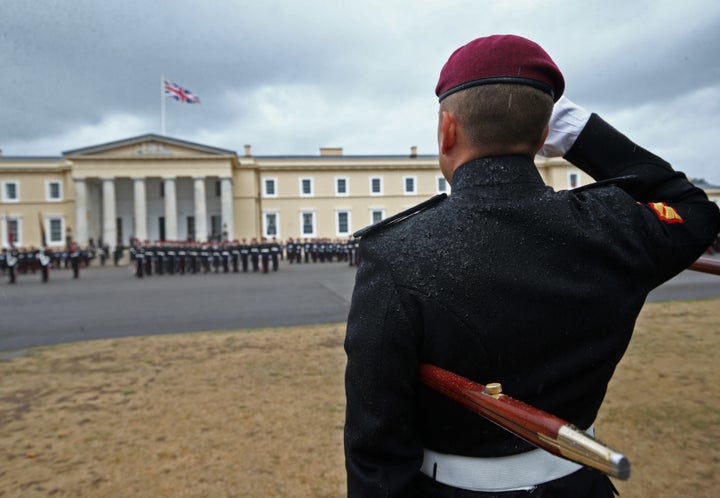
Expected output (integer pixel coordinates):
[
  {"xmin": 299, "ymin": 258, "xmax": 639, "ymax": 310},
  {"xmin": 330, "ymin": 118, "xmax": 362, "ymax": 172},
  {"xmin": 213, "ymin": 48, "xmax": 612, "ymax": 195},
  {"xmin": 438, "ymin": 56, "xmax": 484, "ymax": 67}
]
[
  {"xmin": 127, "ymin": 237, "xmax": 360, "ymax": 279},
  {"xmin": 0, "ymin": 236, "xmax": 360, "ymax": 283},
  {"xmin": 0, "ymin": 242, "xmax": 94, "ymax": 283}
]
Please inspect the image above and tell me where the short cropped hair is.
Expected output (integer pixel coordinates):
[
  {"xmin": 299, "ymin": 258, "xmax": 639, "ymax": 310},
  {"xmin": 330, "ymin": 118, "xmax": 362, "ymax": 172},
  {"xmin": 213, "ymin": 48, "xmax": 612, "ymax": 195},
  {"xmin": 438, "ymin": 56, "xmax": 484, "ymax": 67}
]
[{"xmin": 440, "ymin": 84, "xmax": 554, "ymax": 153}]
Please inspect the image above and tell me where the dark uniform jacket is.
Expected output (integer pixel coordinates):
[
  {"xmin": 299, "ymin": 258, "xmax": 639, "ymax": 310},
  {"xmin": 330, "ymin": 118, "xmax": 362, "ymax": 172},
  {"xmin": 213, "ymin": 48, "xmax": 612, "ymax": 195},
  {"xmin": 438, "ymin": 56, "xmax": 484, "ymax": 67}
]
[{"xmin": 344, "ymin": 114, "xmax": 720, "ymax": 497}]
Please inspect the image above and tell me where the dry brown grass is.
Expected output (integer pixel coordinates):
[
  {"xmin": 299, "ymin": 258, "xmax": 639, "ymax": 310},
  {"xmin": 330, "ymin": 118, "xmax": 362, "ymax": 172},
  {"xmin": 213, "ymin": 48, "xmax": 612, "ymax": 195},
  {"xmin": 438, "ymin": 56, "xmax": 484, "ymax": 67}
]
[{"xmin": 1, "ymin": 299, "xmax": 718, "ymax": 497}]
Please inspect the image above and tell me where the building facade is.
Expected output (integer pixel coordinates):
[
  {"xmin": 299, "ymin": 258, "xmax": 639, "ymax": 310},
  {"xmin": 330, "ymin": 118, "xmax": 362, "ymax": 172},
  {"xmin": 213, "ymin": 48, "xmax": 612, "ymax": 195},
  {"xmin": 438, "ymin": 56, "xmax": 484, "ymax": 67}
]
[{"xmin": 2, "ymin": 134, "xmax": 717, "ymax": 250}]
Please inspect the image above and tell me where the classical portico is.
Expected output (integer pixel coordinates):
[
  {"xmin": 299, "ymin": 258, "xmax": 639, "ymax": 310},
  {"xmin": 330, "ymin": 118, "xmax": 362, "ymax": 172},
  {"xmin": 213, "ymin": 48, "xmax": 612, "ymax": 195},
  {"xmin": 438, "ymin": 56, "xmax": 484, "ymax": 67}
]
[{"xmin": 64, "ymin": 135, "xmax": 239, "ymax": 249}]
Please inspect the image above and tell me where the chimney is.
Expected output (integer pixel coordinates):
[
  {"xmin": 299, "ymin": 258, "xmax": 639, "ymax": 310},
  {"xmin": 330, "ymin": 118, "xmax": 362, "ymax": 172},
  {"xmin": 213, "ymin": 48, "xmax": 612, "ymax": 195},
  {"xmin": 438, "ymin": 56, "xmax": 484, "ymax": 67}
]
[
  {"xmin": 320, "ymin": 147, "xmax": 343, "ymax": 156},
  {"xmin": 244, "ymin": 144, "xmax": 252, "ymax": 157},
  {"xmin": 410, "ymin": 146, "xmax": 417, "ymax": 158}
]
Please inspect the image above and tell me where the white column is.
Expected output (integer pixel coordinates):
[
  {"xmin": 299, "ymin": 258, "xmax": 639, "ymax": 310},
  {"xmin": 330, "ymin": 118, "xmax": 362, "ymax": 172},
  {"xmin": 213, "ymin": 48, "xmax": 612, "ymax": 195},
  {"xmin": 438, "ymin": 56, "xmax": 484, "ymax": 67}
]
[
  {"xmin": 163, "ymin": 176, "xmax": 178, "ymax": 241},
  {"xmin": 132, "ymin": 177, "xmax": 147, "ymax": 242},
  {"xmin": 102, "ymin": 177, "xmax": 117, "ymax": 249},
  {"xmin": 74, "ymin": 178, "xmax": 88, "ymax": 246},
  {"xmin": 193, "ymin": 176, "xmax": 207, "ymax": 242},
  {"xmin": 220, "ymin": 176, "xmax": 234, "ymax": 241}
]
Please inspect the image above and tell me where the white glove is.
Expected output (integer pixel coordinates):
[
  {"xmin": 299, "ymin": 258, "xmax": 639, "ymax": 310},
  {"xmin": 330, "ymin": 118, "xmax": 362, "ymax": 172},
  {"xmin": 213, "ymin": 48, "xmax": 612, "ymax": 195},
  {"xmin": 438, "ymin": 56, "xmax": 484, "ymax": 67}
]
[{"xmin": 538, "ymin": 96, "xmax": 591, "ymax": 158}]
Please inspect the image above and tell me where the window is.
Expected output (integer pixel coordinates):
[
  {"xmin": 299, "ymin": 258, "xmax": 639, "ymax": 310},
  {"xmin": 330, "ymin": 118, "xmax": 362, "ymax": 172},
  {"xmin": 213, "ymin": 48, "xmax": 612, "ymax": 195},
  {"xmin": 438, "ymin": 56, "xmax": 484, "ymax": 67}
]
[
  {"xmin": 371, "ymin": 209, "xmax": 385, "ymax": 224},
  {"xmin": 2, "ymin": 181, "xmax": 19, "ymax": 202},
  {"xmin": 159, "ymin": 216, "xmax": 166, "ymax": 241},
  {"xmin": 116, "ymin": 218, "xmax": 123, "ymax": 246},
  {"xmin": 568, "ymin": 172, "xmax": 581, "ymax": 189},
  {"xmin": 210, "ymin": 215, "xmax": 223, "ymax": 241},
  {"xmin": 336, "ymin": 210, "xmax": 351, "ymax": 236},
  {"xmin": 215, "ymin": 180, "xmax": 222, "ymax": 197},
  {"xmin": 300, "ymin": 211, "xmax": 316, "ymax": 237},
  {"xmin": 264, "ymin": 178, "xmax": 277, "ymax": 197},
  {"xmin": 47, "ymin": 217, "xmax": 64, "ymax": 245},
  {"xmin": 300, "ymin": 177, "xmax": 314, "ymax": 197},
  {"xmin": 46, "ymin": 180, "xmax": 63, "ymax": 201},
  {"xmin": 4, "ymin": 217, "xmax": 21, "ymax": 246},
  {"xmin": 160, "ymin": 181, "xmax": 165, "ymax": 198},
  {"xmin": 436, "ymin": 176, "xmax": 449, "ymax": 194},
  {"xmin": 370, "ymin": 176, "xmax": 383, "ymax": 196},
  {"xmin": 335, "ymin": 177, "xmax": 349, "ymax": 196},
  {"xmin": 264, "ymin": 212, "xmax": 279, "ymax": 238},
  {"xmin": 187, "ymin": 216, "xmax": 196, "ymax": 241},
  {"xmin": 403, "ymin": 176, "xmax": 417, "ymax": 195}
]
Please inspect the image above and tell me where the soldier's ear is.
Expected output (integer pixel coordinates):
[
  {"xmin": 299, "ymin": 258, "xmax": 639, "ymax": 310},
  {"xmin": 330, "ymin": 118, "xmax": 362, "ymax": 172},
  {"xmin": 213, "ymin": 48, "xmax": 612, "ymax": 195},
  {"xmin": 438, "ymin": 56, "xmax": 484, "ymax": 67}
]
[{"xmin": 439, "ymin": 111, "xmax": 458, "ymax": 155}]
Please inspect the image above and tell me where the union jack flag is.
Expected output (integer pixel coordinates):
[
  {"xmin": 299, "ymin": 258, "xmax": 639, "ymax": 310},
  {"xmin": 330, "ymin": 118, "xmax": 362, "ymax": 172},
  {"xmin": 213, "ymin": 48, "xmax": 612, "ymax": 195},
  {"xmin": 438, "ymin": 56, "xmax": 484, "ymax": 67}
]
[{"xmin": 164, "ymin": 79, "xmax": 201, "ymax": 103}]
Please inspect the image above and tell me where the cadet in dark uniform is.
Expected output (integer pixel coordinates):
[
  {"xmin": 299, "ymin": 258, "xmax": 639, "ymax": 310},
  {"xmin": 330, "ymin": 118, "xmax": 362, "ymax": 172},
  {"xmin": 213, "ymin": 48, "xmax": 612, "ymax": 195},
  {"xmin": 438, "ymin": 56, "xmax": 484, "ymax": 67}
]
[
  {"xmin": 130, "ymin": 240, "xmax": 144, "ymax": 278},
  {"xmin": 344, "ymin": 34, "xmax": 720, "ymax": 498},
  {"xmin": 230, "ymin": 241, "xmax": 240, "ymax": 273},
  {"xmin": 259, "ymin": 238, "xmax": 271, "ymax": 274},
  {"xmin": 240, "ymin": 239, "xmax": 250, "ymax": 272},
  {"xmin": 69, "ymin": 242, "xmax": 80, "ymax": 279},
  {"xmin": 270, "ymin": 237, "xmax": 281, "ymax": 271},
  {"xmin": 250, "ymin": 238, "xmax": 260, "ymax": 272},
  {"xmin": 6, "ymin": 245, "xmax": 18, "ymax": 284},
  {"xmin": 38, "ymin": 246, "xmax": 51, "ymax": 283},
  {"xmin": 286, "ymin": 238, "xmax": 296, "ymax": 264}
]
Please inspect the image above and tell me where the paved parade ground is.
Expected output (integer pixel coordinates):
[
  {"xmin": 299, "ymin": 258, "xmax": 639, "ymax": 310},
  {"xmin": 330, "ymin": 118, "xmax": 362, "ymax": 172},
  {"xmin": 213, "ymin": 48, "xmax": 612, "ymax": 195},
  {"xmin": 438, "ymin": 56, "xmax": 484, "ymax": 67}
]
[{"xmin": 1, "ymin": 256, "xmax": 719, "ymax": 352}]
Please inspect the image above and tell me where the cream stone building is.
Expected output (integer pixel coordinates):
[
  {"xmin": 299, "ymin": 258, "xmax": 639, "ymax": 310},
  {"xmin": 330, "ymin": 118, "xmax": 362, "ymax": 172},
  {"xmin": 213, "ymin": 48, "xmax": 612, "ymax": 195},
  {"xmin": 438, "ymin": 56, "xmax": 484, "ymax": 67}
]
[{"xmin": 2, "ymin": 134, "xmax": 717, "ymax": 250}]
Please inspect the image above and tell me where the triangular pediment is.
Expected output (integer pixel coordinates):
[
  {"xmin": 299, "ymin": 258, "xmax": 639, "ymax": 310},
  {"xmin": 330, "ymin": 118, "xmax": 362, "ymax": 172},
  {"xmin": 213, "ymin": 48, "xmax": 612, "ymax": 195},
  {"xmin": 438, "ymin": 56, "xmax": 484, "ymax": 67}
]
[{"xmin": 63, "ymin": 134, "xmax": 236, "ymax": 159}]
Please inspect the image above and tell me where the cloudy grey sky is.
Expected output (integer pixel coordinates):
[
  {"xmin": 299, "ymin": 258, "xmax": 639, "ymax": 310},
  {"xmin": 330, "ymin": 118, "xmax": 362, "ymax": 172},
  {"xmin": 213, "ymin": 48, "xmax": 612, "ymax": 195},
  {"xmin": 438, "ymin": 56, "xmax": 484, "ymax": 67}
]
[{"xmin": 2, "ymin": 0, "xmax": 719, "ymax": 182}]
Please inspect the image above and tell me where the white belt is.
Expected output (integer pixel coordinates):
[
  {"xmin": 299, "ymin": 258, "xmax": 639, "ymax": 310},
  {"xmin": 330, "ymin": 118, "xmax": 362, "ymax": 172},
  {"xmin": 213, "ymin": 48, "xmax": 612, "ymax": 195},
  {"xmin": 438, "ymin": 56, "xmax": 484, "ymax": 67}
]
[{"xmin": 420, "ymin": 425, "xmax": 594, "ymax": 492}]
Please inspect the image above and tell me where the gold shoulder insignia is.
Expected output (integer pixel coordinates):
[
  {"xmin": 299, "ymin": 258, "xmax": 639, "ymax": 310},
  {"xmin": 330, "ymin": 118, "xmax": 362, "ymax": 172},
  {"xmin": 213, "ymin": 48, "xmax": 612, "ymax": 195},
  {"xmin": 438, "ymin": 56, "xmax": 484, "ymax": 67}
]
[
  {"xmin": 353, "ymin": 193, "xmax": 447, "ymax": 238},
  {"xmin": 648, "ymin": 202, "xmax": 684, "ymax": 224}
]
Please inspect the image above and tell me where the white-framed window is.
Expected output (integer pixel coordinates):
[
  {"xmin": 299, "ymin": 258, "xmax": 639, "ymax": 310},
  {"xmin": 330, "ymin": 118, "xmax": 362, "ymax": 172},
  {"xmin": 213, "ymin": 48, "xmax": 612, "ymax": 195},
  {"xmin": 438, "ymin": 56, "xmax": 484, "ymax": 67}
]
[
  {"xmin": 264, "ymin": 211, "xmax": 279, "ymax": 238},
  {"xmin": 45, "ymin": 180, "xmax": 63, "ymax": 201},
  {"xmin": 568, "ymin": 171, "xmax": 581, "ymax": 189},
  {"xmin": 335, "ymin": 177, "xmax": 349, "ymax": 196},
  {"xmin": 299, "ymin": 177, "xmax": 314, "ymax": 197},
  {"xmin": 299, "ymin": 210, "xmax": 316, "ymax": 238},
  {"xmin": 370, "ymin": 208, "xmax": 385, "ymax": 225},
  {"xmin": 3, "ymin": 216, "xmax": 21, "ymax": 246},
  {"xmin": 263, "ymin": 178, "xmax": 277, "ymax": 198},
  {"xmin": 45, "ymin": 216, "xmax": 65, "ymax": 246},
  {"xmin": 436, "ymin": 175, "xmax": 450, "ymax": 194},
  {"xmin": 336, "ymin": 210, "xmax": 351, "ymax": 236},
  {"xmin": 403, "ymin": 176, "xmax": 417, "ymax": 195},
  {"xmin": 370, "ymin": 176, "xmax": 383, "ymax": 196},
  {"xmin": 2, "ymin": 181, "xmax": 19, "ymax": 202}
]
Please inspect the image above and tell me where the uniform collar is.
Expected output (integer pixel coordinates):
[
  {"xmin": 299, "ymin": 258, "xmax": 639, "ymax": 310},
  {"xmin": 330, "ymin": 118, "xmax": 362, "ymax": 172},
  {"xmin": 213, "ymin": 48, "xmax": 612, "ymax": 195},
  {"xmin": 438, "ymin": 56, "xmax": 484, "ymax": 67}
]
[{"xmin": 450, "ymin": 155, "xmax": 545, "ymax": 191}]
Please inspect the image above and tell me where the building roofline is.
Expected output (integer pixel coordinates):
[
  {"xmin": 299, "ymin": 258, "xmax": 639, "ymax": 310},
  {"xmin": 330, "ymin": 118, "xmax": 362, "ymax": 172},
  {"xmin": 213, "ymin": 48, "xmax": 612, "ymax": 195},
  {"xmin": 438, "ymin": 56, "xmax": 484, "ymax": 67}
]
[{"xmin": 62, "ymin": 133, "xmax": 237, "ymax": 156}]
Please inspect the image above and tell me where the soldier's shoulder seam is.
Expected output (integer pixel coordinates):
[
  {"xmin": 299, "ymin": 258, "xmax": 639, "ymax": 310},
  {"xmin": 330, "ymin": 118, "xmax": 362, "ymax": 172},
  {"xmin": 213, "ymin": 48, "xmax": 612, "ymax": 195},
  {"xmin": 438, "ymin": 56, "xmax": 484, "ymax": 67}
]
[
  {"xmin": 571, "ymin": 175, "xmax": 638, "ymax": 193},
  {"xmin": 353, "ymin": 193, "xmax": 447, "ymax": 239}
]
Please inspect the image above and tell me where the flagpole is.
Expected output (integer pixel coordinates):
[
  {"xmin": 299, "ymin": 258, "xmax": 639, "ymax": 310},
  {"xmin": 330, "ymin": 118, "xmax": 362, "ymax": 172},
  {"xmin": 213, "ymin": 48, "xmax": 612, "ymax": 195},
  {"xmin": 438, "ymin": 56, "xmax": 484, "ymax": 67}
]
[{"xmin": 160, "ymin": 75, "xmax": 166, "ymax": 135}]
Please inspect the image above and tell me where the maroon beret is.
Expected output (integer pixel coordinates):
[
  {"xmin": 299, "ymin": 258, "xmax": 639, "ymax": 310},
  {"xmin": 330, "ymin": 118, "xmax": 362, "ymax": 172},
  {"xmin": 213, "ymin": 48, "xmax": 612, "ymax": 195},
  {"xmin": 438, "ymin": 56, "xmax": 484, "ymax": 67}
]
[{"xmin": 435, "ymin": 34, "xmax": 564, "ymax": 102}]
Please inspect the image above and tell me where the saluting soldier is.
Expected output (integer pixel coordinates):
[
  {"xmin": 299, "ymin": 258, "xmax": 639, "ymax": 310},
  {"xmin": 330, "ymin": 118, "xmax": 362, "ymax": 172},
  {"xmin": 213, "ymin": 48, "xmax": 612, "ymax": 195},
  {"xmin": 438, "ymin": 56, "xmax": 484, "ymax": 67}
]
[{"xmin": 344, "ymin": 34, "xmax": 720, "ymax": 497}]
